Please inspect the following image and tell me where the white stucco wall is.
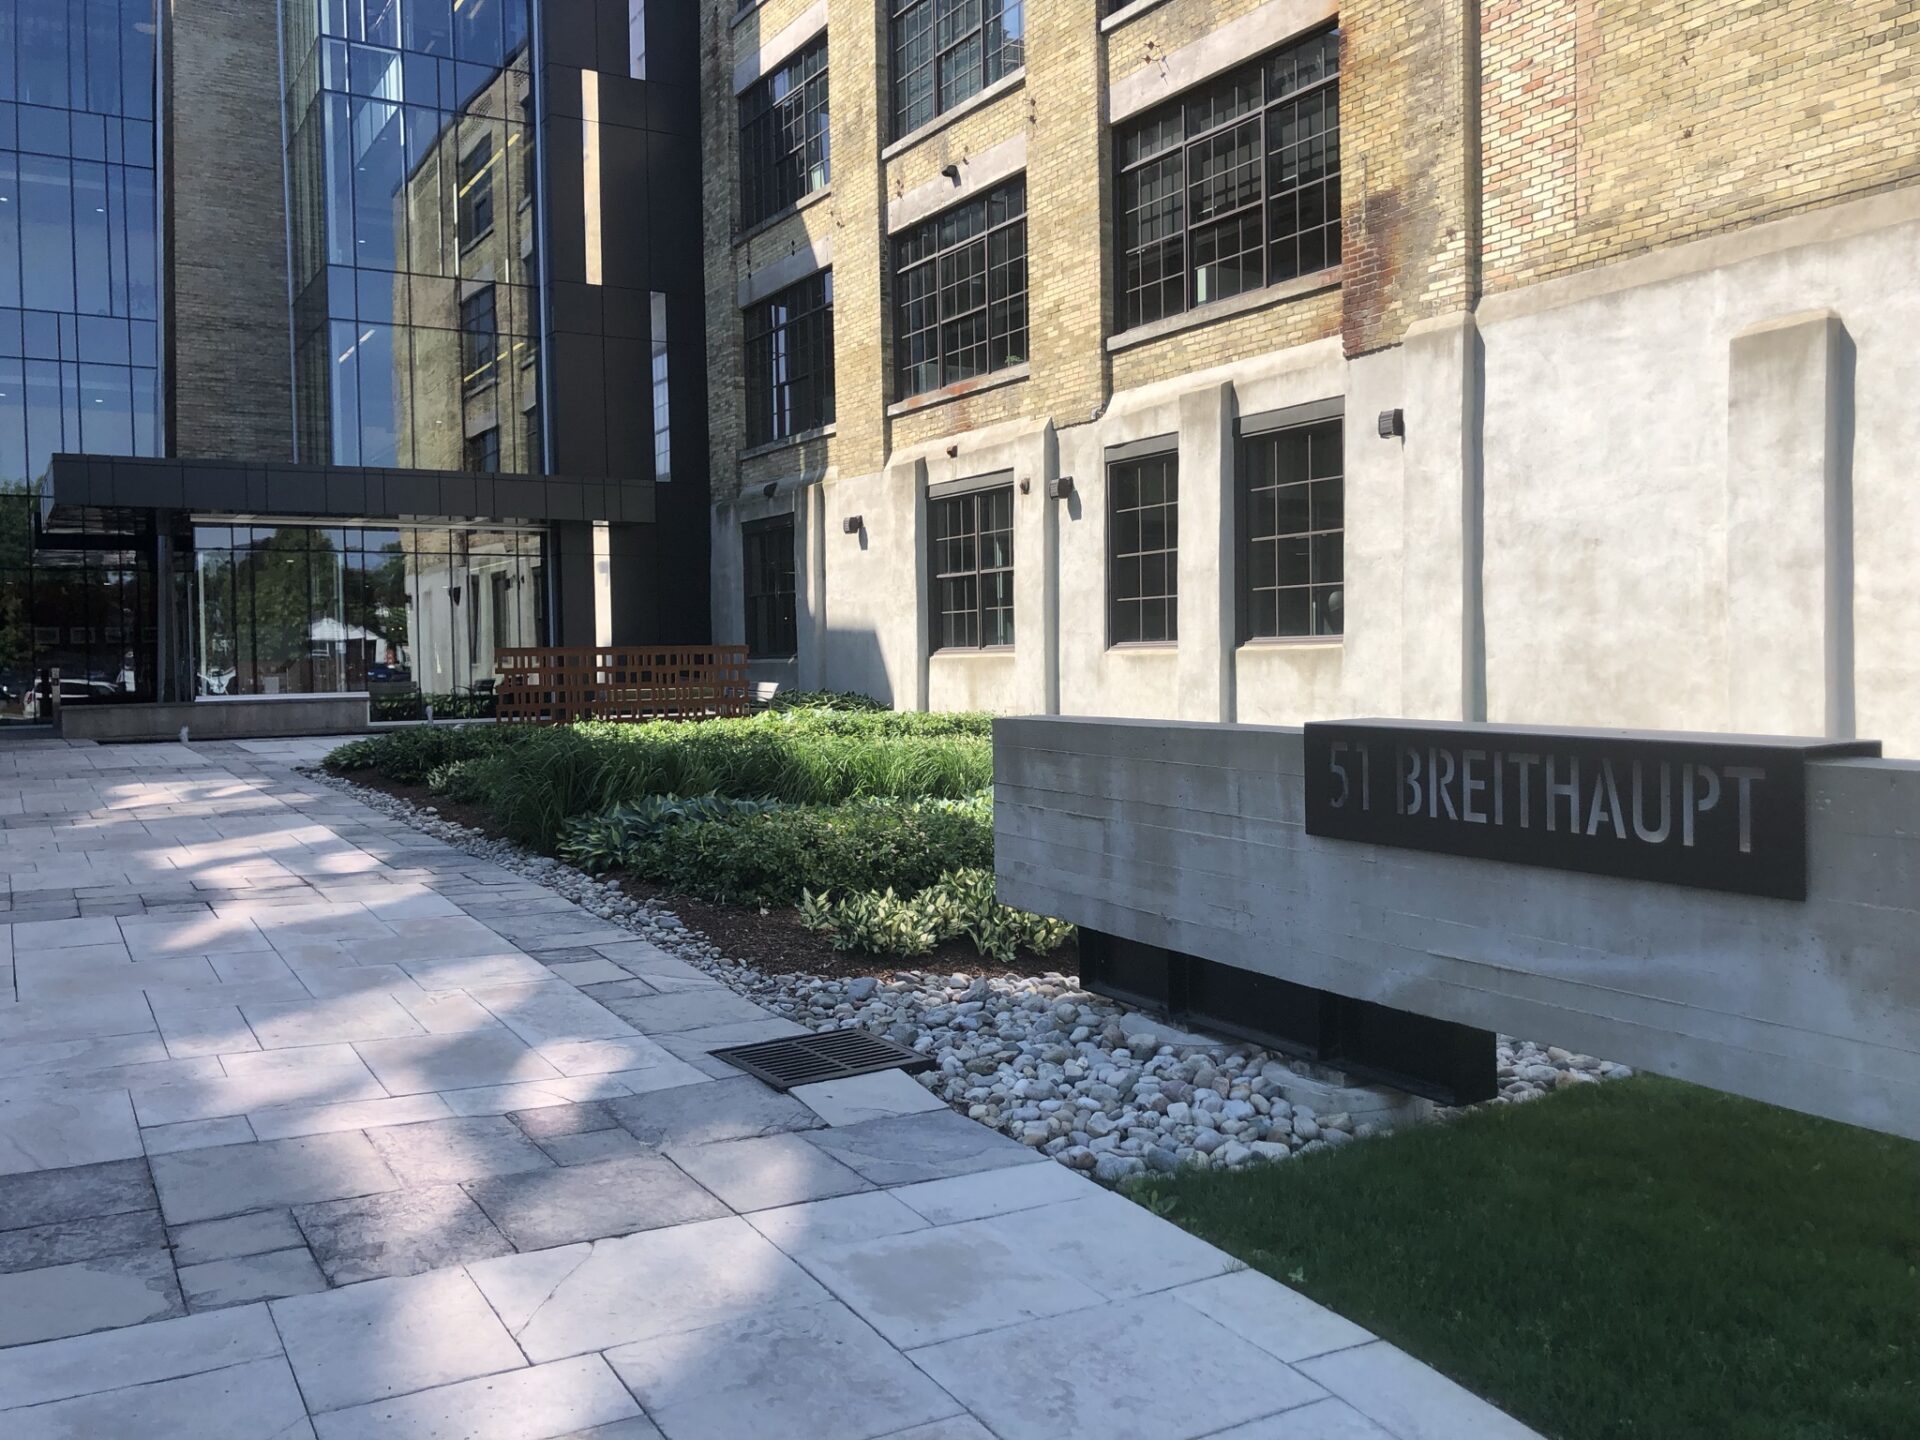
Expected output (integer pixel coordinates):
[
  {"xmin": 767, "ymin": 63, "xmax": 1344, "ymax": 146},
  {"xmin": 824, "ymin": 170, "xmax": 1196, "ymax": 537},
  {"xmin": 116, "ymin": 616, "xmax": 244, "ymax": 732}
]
[{"xmin": 710, "ymin": 189, "xmax": 1920, "ymax": 757}]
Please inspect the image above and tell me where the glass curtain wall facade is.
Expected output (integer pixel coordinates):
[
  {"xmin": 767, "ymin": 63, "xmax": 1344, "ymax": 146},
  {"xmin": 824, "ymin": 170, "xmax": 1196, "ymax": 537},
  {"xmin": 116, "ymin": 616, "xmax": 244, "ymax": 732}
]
[
  {"xmin": 191, "ymin": 522, "xmax": 542, "ymax": 702},
  {"xmin": 284, "ymin": 0, "xmax": 542, "ymax": 475},
  {"xmin": 0, "ymin": 0, "xmax": 160, "ymax": 719}
]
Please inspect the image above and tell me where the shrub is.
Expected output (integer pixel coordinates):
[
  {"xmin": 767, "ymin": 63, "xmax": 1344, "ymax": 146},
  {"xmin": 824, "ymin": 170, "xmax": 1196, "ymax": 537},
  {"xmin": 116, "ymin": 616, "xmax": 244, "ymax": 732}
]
[
  {"xmin": 323, "ymin": 724, "xmax": 520, "ymax": 785},
  {"xmin": 798, "ymin": 868, "xmax": 1075, "ymax": 963},
  {"xmin": 372, "ymin": 692, "xmax": 497, "ymax": 722},
  {"xmin": 767, "ymin": 689, "xmax": 889, "ymax": 713},
  {"xmin": 561, "ymin": 792, "xmax": 993, "ymax": 906},
  {"xmin": 466, "ymin": 712, "xmax": 992, "ymax": 847}
]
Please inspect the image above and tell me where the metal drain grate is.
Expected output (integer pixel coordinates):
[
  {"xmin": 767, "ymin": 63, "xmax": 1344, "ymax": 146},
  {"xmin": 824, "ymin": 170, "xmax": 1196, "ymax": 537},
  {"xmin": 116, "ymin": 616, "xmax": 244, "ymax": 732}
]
[{"xmin": 711, "ymin": 1028, "xmax": 935, "ymax": 1091}]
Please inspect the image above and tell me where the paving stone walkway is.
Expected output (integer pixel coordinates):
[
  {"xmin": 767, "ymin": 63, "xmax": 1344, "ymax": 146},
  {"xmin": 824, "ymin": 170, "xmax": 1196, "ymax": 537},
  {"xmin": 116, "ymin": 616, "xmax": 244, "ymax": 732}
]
[{"xmin": 0, "ymin": 732, "xmax": 1543, "ymax": 1440}]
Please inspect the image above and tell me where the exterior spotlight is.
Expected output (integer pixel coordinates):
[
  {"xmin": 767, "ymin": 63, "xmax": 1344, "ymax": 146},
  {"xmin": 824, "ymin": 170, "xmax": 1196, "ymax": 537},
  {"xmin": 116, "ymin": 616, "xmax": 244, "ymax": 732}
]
[
  {"xmin": 1377, "ymin": 408, "xmax": 1405, "ymax": 439},
  {"xmin": 1048, "ymin": 476, "xmax": 1075, "ymax": 500},
  {"xmin": 762, "ymin": 481, "xmax": 778, "ymax": 499},
  {"xmin": 842, "ymin": 515, "xmax": 864, "ymax": 534},
  {"xmin": 941, "ymin": 163, "xmax": 961, "ymax": 184}
]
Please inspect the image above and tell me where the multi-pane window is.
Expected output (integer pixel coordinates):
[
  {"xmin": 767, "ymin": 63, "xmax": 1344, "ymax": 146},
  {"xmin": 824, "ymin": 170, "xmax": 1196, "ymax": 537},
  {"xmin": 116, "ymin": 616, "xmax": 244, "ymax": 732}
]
[
  {"xmin": 1109, "ymin": 452, "xmax": 1179, "ymax": 644},
  {"xmin": 745, "ymin": 272, "xmax": 836, "ymax": 446},
  {"xmin": 743, "ymin": 516, "xmax": 798, "ymax": 658},
  {"xmin": 1241, "ymin": 416, "xmax": 1343, "ymax": 638},
  {"xmin": 894, "ymin": 178, "xmax": 1028, "ymax": 399},
  {"xmin": 930, "ymin": 485, "xmax": 1015, "ymax": 650},
  {"xmin": 461, "ymin": 286, "xmax": 498, "ymax": 390},
  {"xmin": 740, "ymin": 35, "xmax": 831, "ymax": 229},
  {"xmin": 892, "ymin": 0, "xmax": 1025, "ymax": 138},
  {"xmin": 464, "ymin": 426, "xmax": 501, "ymax": 474},
  {"xmin": 1117, "ymin": 27, "xmax": 1340, "ymax": 330},
  {"xmin": 458, "ymin": 136, "xmax": 495, "ymax": 247}
]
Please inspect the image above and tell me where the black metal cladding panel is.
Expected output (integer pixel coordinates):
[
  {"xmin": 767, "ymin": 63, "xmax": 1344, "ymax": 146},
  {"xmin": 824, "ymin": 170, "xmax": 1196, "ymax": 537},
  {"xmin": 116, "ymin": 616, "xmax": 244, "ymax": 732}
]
[
  {"xmin": 47, "ymin": 456, "xmax": 653, "ymax": 525},
  {"xmin": 712, "ymin": 1029, "xmax": 937, "ymax": 1092}
]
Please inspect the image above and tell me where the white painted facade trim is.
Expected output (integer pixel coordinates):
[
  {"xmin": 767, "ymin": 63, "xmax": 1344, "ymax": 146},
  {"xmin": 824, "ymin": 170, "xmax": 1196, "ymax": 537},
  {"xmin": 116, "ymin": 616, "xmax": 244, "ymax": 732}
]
[
  {"xmin": 732, "ymin": 1, "xmax": 827, "ymax": 95},
  {"xmin": 1109, "ymin": 0, "xmax": 1340, "ymax": 125},
  {"xmin": 888, "ymin": 133, "xmax": 1028, "ymax": 234},
  {"xmin": 737, "ymin": 238, "xmax": 832, "ymax": 308}
]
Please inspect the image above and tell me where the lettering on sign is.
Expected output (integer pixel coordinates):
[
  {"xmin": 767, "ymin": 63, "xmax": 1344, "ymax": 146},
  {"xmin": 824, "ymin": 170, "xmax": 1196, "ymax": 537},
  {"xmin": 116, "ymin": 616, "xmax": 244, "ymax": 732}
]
[{"xmin": 1302, "ymin": 721, "xmax": 1881, "ymax": 900}]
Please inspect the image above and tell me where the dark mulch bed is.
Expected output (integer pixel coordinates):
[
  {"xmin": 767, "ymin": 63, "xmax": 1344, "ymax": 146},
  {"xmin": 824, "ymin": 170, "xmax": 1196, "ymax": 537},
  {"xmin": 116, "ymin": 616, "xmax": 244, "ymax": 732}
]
[{"xmin": 338, "ymin": 772, "xmax": 1077, "ymax": 984}]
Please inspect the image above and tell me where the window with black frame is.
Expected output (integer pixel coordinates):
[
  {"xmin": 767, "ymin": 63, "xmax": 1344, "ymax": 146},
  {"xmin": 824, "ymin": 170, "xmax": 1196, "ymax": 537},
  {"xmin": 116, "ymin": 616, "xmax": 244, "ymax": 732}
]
[
  {"xmin": 458, "ymin": 136, "xmax": 495, "ymax": 248},
  {"xmin": 745, "ymin": 271, "xmax": 836, "ymax": 445},
  {"xmin": 1116, "ymin": 27, "xmax": 1340, "ymax": 331},
  {"xmin": 1240, "ymin": 415, "xmax": 1343, "ymax": 639},
  {"xmin": 930, "ymin": 484, "xmax": 1015, "ymax": 650},
  {"xmin": 743, "ymin": 517, "xmax": 798, "ymax": 658},
  {"xmin": 894, "ymin": 179, "xmax": 1028, "ymax": 399},
  {"xmin": 892, "ymin": 0, "xmax": 1025, "ymax": 138},
  {"xmin": 1109, "ymin": 451, "xmax": 1179, "ymax": 644},
  {"xmin": 461, "ymin": 286, "xmax": 498, "ymax": 390},
  {"xmin": 464, "ymin": 427, "xmax": 501, "ymax": 474},
  {"xmin": 740, "ymin": 34, "xmax": 831, "ymax": 229}
]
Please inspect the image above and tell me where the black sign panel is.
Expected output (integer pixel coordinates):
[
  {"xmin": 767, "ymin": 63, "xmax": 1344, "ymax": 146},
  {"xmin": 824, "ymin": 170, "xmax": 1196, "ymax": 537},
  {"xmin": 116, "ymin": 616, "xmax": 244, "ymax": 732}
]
[{"xmin": 1303, "ymin": 720, "xmax": 1881, "ymax": 900}]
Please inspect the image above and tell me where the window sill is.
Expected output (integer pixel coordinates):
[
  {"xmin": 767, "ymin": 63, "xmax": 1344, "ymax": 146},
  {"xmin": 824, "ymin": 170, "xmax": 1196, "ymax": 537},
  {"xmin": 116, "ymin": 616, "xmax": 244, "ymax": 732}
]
[
  {"xmin": 1238, "ymin": 635, "xmax": 1344, "ymax": 651},
  {"xmin": 889, "ymin": 364, "xmax": 1030, "ymax": 419},
  {"xmin": 740, "ymin": 423, "xmax": 835, "ymax": 462},
  {"xmin": 1106, "ymin": 267, "xmax": 1342, "ymax": 353},
  {"xmin": 931, "ymin": 646, "xmax": 1016, "ymax": 658},
  {"xmin": 1101, "ymin": 0, "xmax": 1176, "ymax": 32},
  {"xmin": 736, "ymin": 185, "xmax": 833, "ymax": 247},
  {"xmin": 459, "ymin": 228, "xmax": 495, "ymax": 255},
  {"xmin": 882, "ymin": 71, "xmax": 1027, "ymax": 162},
  {"xmin": 1106, "ymin": 641, "xmax": 1178, "ymax": 653}
]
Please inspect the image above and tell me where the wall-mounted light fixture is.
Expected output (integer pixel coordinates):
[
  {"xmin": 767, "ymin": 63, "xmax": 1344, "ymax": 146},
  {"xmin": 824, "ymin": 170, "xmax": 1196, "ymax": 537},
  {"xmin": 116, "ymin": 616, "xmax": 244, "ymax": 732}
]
[
  {"xmin": 842, "ymin": 515, "xmax": 864, "ymax": 535},
  {"xmin": 1048, "ymin": 476, "xmax": 1075, "ymax": 500},
  {"xmin": 941, "ymin": 163, "xmax": 961, "ymax": 184},
  {"xmin": 762, "ymin": 481, "xmax": 778, "ymax": 499},
  {"xmin": 1377, "ymin": 409, "xmax": 1405, "ymax": 439},
  {"xmin": 1019, "ymin": 478, "xmax": 1031, "ymax": 495}
]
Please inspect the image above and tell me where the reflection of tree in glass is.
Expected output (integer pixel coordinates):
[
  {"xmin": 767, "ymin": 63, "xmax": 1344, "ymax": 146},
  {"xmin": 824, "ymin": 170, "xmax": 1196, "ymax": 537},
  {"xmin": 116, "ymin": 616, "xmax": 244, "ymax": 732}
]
[
  {"xmin": 243, "ymin": 530, "xmax": 337, "ymax": 688},
  {"xmin": 370, "ymin": 539, "xmax": 412, "ymax": 662},
  {"xmin": 198, "ymin": 550, "xmax": 238, "ymax": 681}
]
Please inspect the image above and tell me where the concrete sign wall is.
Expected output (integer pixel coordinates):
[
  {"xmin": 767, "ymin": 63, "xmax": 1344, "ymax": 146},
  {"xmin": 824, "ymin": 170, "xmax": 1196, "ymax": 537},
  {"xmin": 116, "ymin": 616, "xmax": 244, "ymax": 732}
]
[{"xmin": 994, "ymin": 716, "xmax": 1920, "ymax": 1141}]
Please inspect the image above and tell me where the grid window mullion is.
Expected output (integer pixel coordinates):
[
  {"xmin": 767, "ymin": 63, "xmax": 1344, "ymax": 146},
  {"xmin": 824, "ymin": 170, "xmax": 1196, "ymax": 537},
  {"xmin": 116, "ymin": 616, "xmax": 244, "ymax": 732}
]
[
  {"xmin": 740, "ymin": 35, "xmax": 831, "ymax": 230},
  {"xmin": 1239, "ymin": 418, "xmax": 1343, "ymax": 640},
  {"xmin": 929, "ymin": 485, "xmax": 1015, "ymax": 651},
  {"xmin": 1116, "ymin": 27, "xmax": 1339, "ymax": 330},
  {"xmin": 893, "ymin": 180, "xmax": 1027, "ymax": 399}
]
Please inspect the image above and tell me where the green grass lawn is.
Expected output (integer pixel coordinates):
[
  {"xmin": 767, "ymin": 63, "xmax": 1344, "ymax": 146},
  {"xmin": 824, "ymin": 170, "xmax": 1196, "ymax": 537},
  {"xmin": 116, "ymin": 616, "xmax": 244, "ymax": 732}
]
[{"xmin": 1125, "ymin": 1076, "xmax": 1918, "ymax": 1440}]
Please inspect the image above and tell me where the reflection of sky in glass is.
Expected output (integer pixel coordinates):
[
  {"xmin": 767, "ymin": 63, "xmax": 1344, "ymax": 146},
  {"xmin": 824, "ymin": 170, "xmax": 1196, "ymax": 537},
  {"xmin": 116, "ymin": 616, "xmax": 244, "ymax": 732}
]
[
  {"xmin": 0, "ymin": 0, "xmax": 161, "ymax": 493},
  {"xmin": 290, "ymin": 0, "xmax": 540, "ymax": 474}
]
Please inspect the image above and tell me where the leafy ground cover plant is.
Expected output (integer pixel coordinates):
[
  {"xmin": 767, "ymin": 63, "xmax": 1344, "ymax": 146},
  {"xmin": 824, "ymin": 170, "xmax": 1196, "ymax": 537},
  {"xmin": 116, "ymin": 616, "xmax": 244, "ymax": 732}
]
[{"xmin": 797, "ymin": 868, "xmax": 1074, "ymax": 963}]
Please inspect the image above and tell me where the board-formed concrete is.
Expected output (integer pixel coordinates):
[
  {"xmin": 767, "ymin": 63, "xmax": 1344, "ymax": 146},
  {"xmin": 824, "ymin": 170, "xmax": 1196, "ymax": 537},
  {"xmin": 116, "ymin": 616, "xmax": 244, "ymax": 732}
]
[
  {"xmin": 994, "ymin": 715, "xmax": 1920, "ymax": 1140},
  {"xmin": 0, "ymin": 732, "xmax": 1540, "ymax": 1439}
]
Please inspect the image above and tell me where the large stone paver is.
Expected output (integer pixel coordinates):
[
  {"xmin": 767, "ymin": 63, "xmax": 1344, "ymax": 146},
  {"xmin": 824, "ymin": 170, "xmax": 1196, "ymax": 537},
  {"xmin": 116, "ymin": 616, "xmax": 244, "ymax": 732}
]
[
  {"xmin": 910, "ymin": 1293, "xmax": 1330, "ymax": 1440},
  {"xmin": 464, "ymin": 1154, "xmax": 728, "ymax": 1250},
  {"xmin": 466, "ymin": 1216, "xmax": 830, "ymax": 1362},
  {"xmin": 312, "ymin": 1354, "xmax": 647, "ymax": 1440},
  {"xmin": 607, "ymin": 1301, "xmax": 961, "ymax": 1440},
  {"xmin": 271, "ymin": 1269, "xmax": 525, "ymax": 1413},
  {"xmin": 0, "ymin": 736, "xmax": 1541, "ymax": 1440},
  {"xmin": 295, "ymin": 1184, "xmax": 515, "ymax": 1285}
]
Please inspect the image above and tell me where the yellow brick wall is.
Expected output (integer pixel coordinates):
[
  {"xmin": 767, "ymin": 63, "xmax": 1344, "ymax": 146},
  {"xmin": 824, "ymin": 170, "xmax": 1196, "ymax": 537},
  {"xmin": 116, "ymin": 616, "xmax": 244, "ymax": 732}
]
[
  {"xmin": 1110, "ymin": 284, "xmax": 1343, "ymax": 393},
  {"xmin": 1338, "ymin": 0, "xmax": 1476, "ymax": 354},
  {"xmin": 1482, "ymin": 0, "xmax": 1920, "ymax": 291}
]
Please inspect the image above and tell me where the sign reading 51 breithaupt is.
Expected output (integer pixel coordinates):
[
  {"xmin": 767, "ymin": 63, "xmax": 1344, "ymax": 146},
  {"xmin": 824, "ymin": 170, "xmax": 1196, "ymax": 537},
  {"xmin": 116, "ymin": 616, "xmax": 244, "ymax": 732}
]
[{"xmin": 1302, "ymin": 720, "xmax": 1881, "ymax": 900}]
